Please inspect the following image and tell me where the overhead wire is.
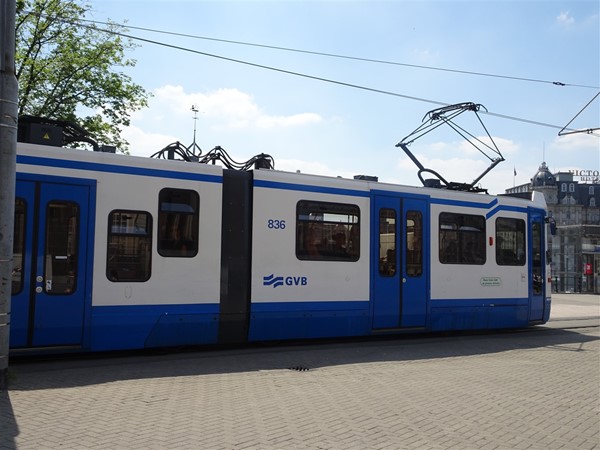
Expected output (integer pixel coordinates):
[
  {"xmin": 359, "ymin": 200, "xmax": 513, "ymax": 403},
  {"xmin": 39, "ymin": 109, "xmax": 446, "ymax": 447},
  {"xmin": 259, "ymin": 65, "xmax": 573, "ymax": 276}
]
[
  {"xmin": 101, "ymin": 27, "xmax": 600, "ymax": 135},
  {"xmin": 558, "ymin": 91, "xmax": 600, "ymax": 136},
  {"xmin": 27, "ymin": 12, "xmax": 600, "ymax": 136},
  {"xmin": 77, "ymin": 17, "xmax": 599, "ymax": 90}
]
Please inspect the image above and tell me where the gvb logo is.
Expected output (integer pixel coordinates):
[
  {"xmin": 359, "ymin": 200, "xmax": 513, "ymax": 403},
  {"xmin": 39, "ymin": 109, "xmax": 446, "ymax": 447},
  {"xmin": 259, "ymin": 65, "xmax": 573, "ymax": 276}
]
[{"xmin": 263, "ymin": 274, "xmax": 308, "ymax": 288}]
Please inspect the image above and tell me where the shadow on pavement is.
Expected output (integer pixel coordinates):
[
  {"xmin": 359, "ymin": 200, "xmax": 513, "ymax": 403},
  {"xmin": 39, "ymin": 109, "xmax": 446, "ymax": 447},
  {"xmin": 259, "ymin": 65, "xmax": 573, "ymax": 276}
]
[
  {"xmin": 5, "ymin": 325, "xmax": 598, "ymax": 392},
  {"xmin": 0, "ymin": 390, "xmax": 18, "ymax": 450}
]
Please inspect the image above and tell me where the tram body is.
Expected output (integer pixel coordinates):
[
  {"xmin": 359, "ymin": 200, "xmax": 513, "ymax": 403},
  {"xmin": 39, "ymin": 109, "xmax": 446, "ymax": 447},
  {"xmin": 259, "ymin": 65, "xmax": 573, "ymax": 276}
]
[{"xmin": 9, "ymin": 142, "xmax": 552, "ymax": 353}]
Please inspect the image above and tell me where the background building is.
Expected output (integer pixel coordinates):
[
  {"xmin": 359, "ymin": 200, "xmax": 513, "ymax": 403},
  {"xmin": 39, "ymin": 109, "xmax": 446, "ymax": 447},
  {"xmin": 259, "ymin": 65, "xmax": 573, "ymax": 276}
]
[{"xmin": 505, "ymin": 162, "xmax": 600, "ymax": 294}]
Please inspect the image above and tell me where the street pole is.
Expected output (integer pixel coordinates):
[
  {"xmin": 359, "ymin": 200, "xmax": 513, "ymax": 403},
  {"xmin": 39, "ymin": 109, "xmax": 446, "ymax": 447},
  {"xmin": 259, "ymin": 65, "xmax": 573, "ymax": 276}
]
[{"xmin": 0, "ymin": 0, "xmax": 18, "ymax": 391}]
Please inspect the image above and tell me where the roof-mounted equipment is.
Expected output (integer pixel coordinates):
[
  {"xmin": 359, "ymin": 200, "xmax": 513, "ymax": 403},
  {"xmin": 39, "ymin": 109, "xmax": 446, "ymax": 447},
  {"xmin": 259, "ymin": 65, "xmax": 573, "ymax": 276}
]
[
  {"xmin": 17, "ymin": 115, "xmax": 114, "ymax": 152},
  {"xmin": 396, "ymin": 102, "xmax": 505, "ymax": 193},
  {"xmin": 150, "ymin": 141, "xmax": 274, "ymax": 171}
]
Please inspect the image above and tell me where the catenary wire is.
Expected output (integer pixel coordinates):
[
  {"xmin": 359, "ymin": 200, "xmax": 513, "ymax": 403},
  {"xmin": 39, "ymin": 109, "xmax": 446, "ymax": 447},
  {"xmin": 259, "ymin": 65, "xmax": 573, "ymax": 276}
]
[
  {"xmin": 25, "ymin": 12, "xmax": 600, "ymax": 136},
  {"xmin": 103, "ymin": 28, "xmax": 600, "ymax": 135},
  {"xmin": 76, "ymin": 17, "xmax": 599, "ymax": 90}
]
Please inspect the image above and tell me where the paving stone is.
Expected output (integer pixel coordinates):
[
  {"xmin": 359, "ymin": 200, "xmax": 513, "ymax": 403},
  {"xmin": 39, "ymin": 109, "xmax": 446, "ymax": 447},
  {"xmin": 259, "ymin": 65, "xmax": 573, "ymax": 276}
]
[{"xmin": 1, "ymin": 310, "xmax": 598, "ymax": 449}]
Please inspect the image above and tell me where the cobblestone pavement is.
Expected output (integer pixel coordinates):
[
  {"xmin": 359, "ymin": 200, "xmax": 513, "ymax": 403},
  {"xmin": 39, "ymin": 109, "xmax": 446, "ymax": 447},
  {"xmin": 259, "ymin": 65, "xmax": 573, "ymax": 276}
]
[{"xmin": 1, "ymin": 295, "xmax": 598, "ymax": 449}]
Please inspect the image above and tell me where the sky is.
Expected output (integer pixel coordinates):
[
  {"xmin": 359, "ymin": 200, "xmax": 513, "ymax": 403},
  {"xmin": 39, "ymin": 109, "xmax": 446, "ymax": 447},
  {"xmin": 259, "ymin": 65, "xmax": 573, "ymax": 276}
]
[{"xmin": 86, "ymin": 0, "xmax": 599, "ymax": 195}]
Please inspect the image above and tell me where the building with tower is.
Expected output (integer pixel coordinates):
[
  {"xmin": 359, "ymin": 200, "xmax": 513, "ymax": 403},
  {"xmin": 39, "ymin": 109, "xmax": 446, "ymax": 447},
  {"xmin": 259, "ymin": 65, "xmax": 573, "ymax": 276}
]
[{"xmin": 505, "ymin": 162, "xmax": 600, "ymax": 294}]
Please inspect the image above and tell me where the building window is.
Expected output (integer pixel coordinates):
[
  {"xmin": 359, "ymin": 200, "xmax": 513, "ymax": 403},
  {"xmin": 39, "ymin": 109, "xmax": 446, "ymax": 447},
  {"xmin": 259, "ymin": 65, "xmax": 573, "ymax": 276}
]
[
  {"xmin": 439, "ymin": 212, "xmax": 486, "ymax": 265},
  {"xmin": 591, "ymin": 198, "xmax": 596, "ymax": 207},
  {"xmin": 158, "ymin": 188, "xmax": 199, "ymax": 257},
  {"xmin": 569, "ymin": 183, "xmax": 575, "ymax": 192},
  {"xmin": 590, "ymin": 186, "xmax": 594, "ymax": 195},
  {"xmin": 296, "ymin": 200, "xmax": 360, "ymax": 261},
  {"xmin": 107, "ymin": 210, "xmax": 152, "ymax": 282},
  {"xmin": 496, "ymin": 217, "xmax": 526, "ymax": 266}
]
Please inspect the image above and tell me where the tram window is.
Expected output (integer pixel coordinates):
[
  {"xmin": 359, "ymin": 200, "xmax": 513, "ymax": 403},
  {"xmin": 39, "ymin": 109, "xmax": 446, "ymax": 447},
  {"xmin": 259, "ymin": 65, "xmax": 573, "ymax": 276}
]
[
  {"xmin": 158, "ymin": 188, "xmax": 199, "ymax": 257},
  {"xmin": 296, "ymin": 200, "xmax": 360, "ymax": 261},
  {"xmin": 107, "ymin": 210, "xmax": 152, "ymax": 282},
  {"xmin": 379, "ymin": 209, "xmax": 396, "ymax": 276},
  {"xmin": 44, "ymin": 201, "xmax": 79, "ymax": 295},
  {"xmin": 495, "ymin": 218, "xmax": 526, "ymax": 266},
  {"xmin": 407, "ymin": 211, "xmax": 423, "ymax": 276},
  {"xmin": 12, "ymin": 198, "xmax": 26, "ymax": 294},
  {"xmin": 439, "ymin": 212, "xmax": 485, "ymax": 265}
]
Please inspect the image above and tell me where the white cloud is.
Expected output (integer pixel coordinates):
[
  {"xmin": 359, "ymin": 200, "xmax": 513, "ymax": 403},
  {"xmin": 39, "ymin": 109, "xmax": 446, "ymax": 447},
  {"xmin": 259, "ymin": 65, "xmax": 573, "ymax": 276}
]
[
  {"xmin": 122, "ymin": 125, "xmax": 180, "ymax": 158},
  {"xmin": 276, "ymin": 158, "xmax": 356, "ymax": 179},
  {"xmin": 550, "ymin": 132, "xmax": 600, "ymax": 152},
  {"xmin": 255, "ymin": 113, "xmax": 322, "ymax": 129},
  {"xmin": 410, "ymin": 136, "xmax": 517, "ymax": 158},
  {"xmin": 412, "ymin": 48, "xmax": 439, "ymax": 64},
  {"xmin": 396, "ymin": 153, "xmax": 517, "ymax": 194},
  {"xmin": 557, "ymin": 11, "xmax": 575, "ymax": 26},
  {"xmin": 152, "ymin": 84, "xmax": 323, "ymax": 130}
]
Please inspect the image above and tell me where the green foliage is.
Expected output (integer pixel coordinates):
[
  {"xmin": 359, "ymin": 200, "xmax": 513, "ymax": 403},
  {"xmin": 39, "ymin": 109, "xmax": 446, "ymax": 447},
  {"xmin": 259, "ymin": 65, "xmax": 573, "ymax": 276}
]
[{"xmin": 16, "ymin": 0, "xmax": 150, "ymax": 152}]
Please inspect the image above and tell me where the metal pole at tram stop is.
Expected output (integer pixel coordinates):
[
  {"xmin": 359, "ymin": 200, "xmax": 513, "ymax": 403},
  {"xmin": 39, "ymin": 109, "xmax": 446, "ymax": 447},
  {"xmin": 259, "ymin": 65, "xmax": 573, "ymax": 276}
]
[{"xmin": 0, "ymin": 0, "xmax": 18, "ymax": 391}]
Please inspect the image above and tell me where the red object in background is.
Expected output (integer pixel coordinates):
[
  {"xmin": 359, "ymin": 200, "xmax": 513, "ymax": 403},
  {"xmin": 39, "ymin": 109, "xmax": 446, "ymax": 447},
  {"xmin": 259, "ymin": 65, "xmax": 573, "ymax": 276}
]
[{"xmin": 584, "ymin": 263, "xmax": 592, "ymax": 275}]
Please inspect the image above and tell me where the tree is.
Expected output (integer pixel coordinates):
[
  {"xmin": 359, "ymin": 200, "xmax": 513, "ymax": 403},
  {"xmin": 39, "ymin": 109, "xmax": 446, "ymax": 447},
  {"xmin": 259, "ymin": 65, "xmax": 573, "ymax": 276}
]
[{"xmin": 16, "ymin": 0, "xmax": 149, "ymax": 151}]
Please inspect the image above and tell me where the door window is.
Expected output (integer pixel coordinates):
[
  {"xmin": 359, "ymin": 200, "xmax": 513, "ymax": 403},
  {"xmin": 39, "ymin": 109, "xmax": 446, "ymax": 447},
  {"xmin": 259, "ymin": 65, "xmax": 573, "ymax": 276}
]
[
  {"xmin": 406, "ymin": 211, "xmax": 422, "ymax": 276},
  {"xmin": 44, "ymin": 201, "xmax": 79, "ymax": 295},
  {"xmin": 379, "ymin": 208, "xmax": 396, "ymax": 276},
  {"xmin": 532, "ymin": 221, "xmax": 543, "ymax": 295},
  {"xmin": 12, "ymin": 198, "xmax": 26, "ymax": 294}
]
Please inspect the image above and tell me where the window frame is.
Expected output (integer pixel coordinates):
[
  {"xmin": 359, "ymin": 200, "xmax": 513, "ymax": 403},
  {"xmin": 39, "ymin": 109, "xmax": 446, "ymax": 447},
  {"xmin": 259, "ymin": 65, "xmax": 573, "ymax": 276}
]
[
  {"xmin": 157, "ymin": 188, "xmax": 200, "ymax": 258},
  {"xmin": 439, "ymin": 212, "xmax": 486, "ymax": 265},
  {"xmin": 12, "ymin": 198, "xmax": 27, "ymax": 295},
  {"xmin": 378, "ymin": 208, "xmax": 396, "ymax": 276},
  {"xmin": 406, "ymin": 210, "xmax": 423, "ymax": 277},
  {"xmin": 495, "ymin": 217, "xmax": 526, "ymax": 266},
  {"xmin": 43, "ymin": 201, "xmax": 80, "ymax": 295},
  {"xmin": 106, "ymin": 209, "xmax": 153, "ymax": 282},
  {"xmin": 296, "ymin": 200, "xmax": 360, "ymax": 262}
]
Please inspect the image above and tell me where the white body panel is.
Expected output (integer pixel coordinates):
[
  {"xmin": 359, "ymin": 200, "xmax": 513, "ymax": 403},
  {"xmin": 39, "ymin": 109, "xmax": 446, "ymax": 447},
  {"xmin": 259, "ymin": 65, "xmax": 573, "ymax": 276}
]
[
  {"xmin": 429, "ymin": 202, "xmax": 530, "ymax": 301},
  {"xmin": 17, "ymin": 143, "xmax": 224, "ymax": 307},
  {"xmin": 251, "ymin": 169, "xmax": 370, "ymax": 303}
]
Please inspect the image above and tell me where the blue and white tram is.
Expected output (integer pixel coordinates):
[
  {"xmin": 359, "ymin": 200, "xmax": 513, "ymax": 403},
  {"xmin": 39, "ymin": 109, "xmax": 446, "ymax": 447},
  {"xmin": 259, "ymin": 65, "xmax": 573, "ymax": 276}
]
[{"xmin": 9, "ymin": 140, "xmax": 552, "ymax": 353}]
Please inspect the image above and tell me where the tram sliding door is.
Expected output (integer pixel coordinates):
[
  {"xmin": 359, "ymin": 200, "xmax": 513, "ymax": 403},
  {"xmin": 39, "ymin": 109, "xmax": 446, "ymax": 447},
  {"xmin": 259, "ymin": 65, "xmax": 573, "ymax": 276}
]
[
  {"xmin": 528, "ymin": 211, "xmax": 546, "ymax": 322},
  {"xmin": 11, "ymin": 179, "xmax": 92, "ymax": 348},
  {"xmin": 372, "ymin": 195, "xmax": 428, "ymax": 329}
]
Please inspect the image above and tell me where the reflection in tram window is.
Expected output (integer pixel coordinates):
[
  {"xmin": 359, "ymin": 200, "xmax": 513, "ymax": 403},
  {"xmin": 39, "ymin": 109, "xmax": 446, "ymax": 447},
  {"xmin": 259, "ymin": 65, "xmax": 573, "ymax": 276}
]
[
  {"xmin": 158, "ymin": 188, "xmax": 199, "ymax": 257},
  {"xmin": 439, "ymin": 212, "xmax": 486, "ymax": 265},
  {"xmin": 12, "ymin": 198, "xmax": 26, "ymax": 294},
  {"xmin": 496, "ymin": 217, "xmax": 526, "ymax": 266},
  {"xmin": 532, "ymin": 221, "xmax": 543, "ymax": 295},
  {"xmin": 379, "ymin": 209, "xmax": 396, "ymax": 276},
  {"xmin": 296, "ymin": 200, "xmax": 360, "ymax": 262},
  {"xmin": 44, "ymin": 201, "xmax": 79, "ymax": 294},
  {"xmin": 107, "ymin": 210, "xmax": 152, "ymax": 282},
  {"xmin": 406, "ymin": 211, "xmax": 423, "ymax": 276}
]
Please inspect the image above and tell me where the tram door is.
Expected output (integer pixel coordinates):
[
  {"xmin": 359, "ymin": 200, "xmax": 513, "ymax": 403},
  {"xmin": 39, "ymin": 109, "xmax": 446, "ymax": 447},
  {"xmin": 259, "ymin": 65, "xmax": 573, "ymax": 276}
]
[
  {"xmin": 528, "ymin": 212, "xmax": 546, "ymax": 322},
  {"xmin": 11, "ymin": 179, "xmax": 92, "ymax": 348},
  {"xmin": 372, "ymin": 195, "xmax": 428, "ymax": 329}
]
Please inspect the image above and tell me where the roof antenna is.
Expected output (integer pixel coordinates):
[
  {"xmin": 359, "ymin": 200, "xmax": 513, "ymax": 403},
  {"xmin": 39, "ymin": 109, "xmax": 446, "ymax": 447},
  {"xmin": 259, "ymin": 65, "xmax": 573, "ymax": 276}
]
[
  {"xmin": 187, "ymin": 105, "xmax": 202, "ymax": 157},
  {"xmin": 396, "ymin": 102, "xmax": 505, "ymax": 193}
]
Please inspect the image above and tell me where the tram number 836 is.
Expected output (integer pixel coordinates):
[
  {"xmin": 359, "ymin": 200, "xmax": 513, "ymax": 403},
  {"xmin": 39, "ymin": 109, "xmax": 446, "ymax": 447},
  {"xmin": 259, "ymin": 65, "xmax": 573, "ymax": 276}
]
[{"xmin": 267, "ymin": 219, "xmax": 286, "ymax": 229}]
